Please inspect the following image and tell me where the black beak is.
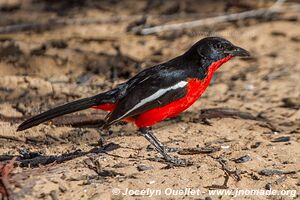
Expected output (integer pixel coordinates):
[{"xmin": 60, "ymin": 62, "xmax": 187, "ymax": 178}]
[{"xmin": 225, "ymin": 46, "xmax": 250, "ymax": 57}]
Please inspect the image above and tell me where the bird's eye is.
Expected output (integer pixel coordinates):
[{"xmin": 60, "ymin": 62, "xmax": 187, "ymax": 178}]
[{"xmin": 214, "ymin": 43, "xmax": 225, "ymax": 50}]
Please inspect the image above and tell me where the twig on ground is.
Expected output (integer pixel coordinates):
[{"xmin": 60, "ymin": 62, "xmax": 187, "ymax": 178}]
[
  {"xmin": 218, "ymin": 157, "xmax": 241, "ymax": 183},
  {"xmin": 0, "ymin": 135, "xmax": 24, "ymax": 142},
  {"xmin": 198, "ymin": 107, "xmax": 263, "ymax": 121},
  {"xmin": 0, "ymin": 16, "xmax": 123, "ymax": 34},
  {"xmin": 5, "ymin": 143, "xmax": 120, "ymax": 168},
  {"xmin": 205, "ymin": 156, "xmax": 241, "ymax": 189},
  {"xmin": 0, "ymin": 1, "xmax": 294, "ymax": 35},
  {"xmin": 132, "ymin": 0, "xmax": 287, "ymax": 35}
]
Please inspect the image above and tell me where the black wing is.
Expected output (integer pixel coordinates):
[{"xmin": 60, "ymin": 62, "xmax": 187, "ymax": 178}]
[{"xmin": 105, "ymin": 65, "xmax": 188, "ymax": 126}]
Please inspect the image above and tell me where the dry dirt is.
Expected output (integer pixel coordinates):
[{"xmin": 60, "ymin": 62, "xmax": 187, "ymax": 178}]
[{"xmin": 0, "ymin": 0, "xmax": 299, "ymax": 200}]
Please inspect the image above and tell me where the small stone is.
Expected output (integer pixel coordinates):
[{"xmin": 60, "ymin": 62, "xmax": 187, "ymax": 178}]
[
  {"xmin": 271, "ymin": 136, "xmax": 290, "ymax": 143},
  {"xmin": 259, "ymin": 169, "xmax": 283, "ymax": 176},
  {"xmin": 271, "ymin": 31, "xmax": 286, "ymax": 37},
  {"xmin": 259, "ymin": 169, "xmax": 296, "ymax": 176},
  {"xmin": 221, "ymin": 145, "xmax": 230, "ymax": 149},
  {"xmin": 234, "ymin": 155, "xmax": 252, "ymax": 163},
  {"xmin": 251, "ymin": 142, "xmax": 261, "ymax": 149},
  {"xmin": 147, "ymin": 180, "xmax": 155, "ymax": 184},
  {"xmin": 244, "ymin": 84, "xmax": 254, "ymax": 91},
  {"xmin": 137, "ymin": 164, "xmax": 153, "ymax": 171},
  {"xmin": 265, "ymin": 183, "xmax": 272, "ymax": 190}
]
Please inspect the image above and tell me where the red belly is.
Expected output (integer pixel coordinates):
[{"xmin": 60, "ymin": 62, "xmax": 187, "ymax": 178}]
[{"xmin": 134, "ymin": 78, "xmax": 209, "ymax": 127}]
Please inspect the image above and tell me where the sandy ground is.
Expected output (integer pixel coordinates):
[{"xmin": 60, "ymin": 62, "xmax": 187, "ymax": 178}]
[{"xmin": 0, "ymin": 1, "xmax": 299, "ymax": 199}]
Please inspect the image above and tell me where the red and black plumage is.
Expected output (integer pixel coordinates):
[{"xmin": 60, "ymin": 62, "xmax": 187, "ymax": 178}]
[{"xmin": 17, "ymin": 37, "xmax": 250, "ymax": 165}]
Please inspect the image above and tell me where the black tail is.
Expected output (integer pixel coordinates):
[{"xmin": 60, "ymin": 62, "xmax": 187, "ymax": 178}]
[{"xmin": 17, "ymin": 87, "xmax": 123, "ymax": 131}]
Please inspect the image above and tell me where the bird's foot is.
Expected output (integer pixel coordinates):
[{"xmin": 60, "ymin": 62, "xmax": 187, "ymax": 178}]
[
  {"xmin": 149, "ymin": 155, "xmax": 193, "ymax": 166},
  {"xmin": 147, "ymin": 145, "xmax": 181, "ymax": 153},
  {"xmin": 164, "ymin": 147, "xmax": 181, "ymax": 153},
  {"xmin": 165, "ymin": 156, "xmax": 193, "ymax": 166}
]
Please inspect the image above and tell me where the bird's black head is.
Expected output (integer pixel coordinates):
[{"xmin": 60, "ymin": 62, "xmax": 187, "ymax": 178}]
[{"xmin": 185, "ymin": 37, "xmax": 250, "ymax": 62}]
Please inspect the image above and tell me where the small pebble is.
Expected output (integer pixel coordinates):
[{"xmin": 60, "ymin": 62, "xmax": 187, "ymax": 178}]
[
  {"xmin": 265, "ymin": 183, "xmax": 272, "ymax": 190},
  {"xmin": 244, "ymin": 84, "xmax": 254, "ymax": 91},
  {"xmin": 221, "ymin": 145, "xmax": 230, "ymax": 149},
  {"xmin": 259, "ymin": 169, "xmax": 283, "ymax": 176},
  {"xmin": 251, "ymin": 142, "xmax": 261, "ymax": 149},
  {"xmin": 271, "ymin": 31, "xmax": 286, "ymax": 37},
  {"xmin": 259, "ymin": 169, "xmax": 296, "ymax": 176},
  {"xmin": 147, "ymin": 180, "xmax": 155, "ymax": 184},
  {"xmin": 234, "ymin": 155, "xmax": 252, "ymax": 163},
  {"xmin": 137, "ymin": 164, "xmax": 153, "ymax": 171},
  {"xmin": 271, "ymin": 136, "xmax": 290, "ymax": 143}
]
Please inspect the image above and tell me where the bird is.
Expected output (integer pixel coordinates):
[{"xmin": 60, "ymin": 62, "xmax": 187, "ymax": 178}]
[{"xmin": 17, "ymin": 37, "xmax": 250, "ymax": 166}]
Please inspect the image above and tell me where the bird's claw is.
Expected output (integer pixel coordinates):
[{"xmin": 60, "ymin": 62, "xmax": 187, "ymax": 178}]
[
  {"xmin": 164, "ymin": 147, "xmax": 181, "ymax": 153},
  {"xmin": 165, "ymin": 156, "xmax": 193, "ymax": 166},
  {"xmin": 148, "ymin": 155, "xmax": 193, "ymax": 166}
]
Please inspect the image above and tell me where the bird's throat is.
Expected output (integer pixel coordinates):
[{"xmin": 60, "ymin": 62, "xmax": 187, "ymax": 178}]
[
  {"xmin": 201, "ymin": 55, "xmax": 233, "ymax": 91},
  {"xmin": 208, "ymin": 56, "xmax": 233, "ymax": 74}
]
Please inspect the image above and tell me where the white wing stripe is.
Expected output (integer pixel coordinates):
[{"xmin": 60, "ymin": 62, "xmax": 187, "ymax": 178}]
[{"xmin": 113, "ymin": 81, "xmax": 188, "ymax": 122}]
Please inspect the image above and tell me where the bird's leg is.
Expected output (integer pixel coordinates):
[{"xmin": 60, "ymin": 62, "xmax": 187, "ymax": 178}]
[
  {"xmin": 139, "ymin": 127, "xmax": 191, "ymax": 166},
  {"xmin": 140, "ymin": 128, "xmax": 180, "ymax": 153},
  {"xmin": 141, "ymin": 127, "xmax": 165, "ymax": 149},
  {"xmin": 139, "ymin": 127, "xmax": 168, "ymax": 158}
]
